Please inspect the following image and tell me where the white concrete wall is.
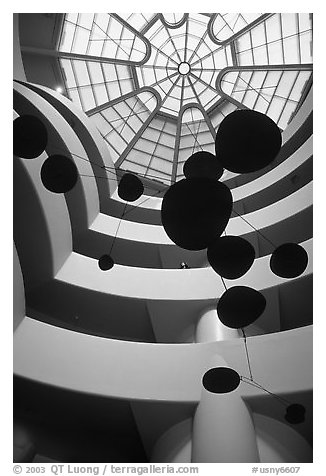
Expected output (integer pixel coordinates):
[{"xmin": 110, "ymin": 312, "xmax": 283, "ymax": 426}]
[
  {"xmin": 55, "ymin": 239, "xmax": 312, "ymax": 301},
  {"xmin": 14, "ymin": 320, "xmax": 312, "ymax": 402}
]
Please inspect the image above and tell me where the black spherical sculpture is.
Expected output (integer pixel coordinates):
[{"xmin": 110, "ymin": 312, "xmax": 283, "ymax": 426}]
[
  {"xmin": 118, "ymin": 173, "xmax": 144, "ymax": 202},
  {"xmin": 161, "ymin": 178, "xmax": 233, "ymax": 250},
  {"xmin": 284, "ymin": 404, "xmax": 306, "ymax": 424},
  {"xmin": 41, "ymin": 155, "xmax": 78, "ymax": 193},
  {"xmin": 207, "ymin": 236, "xmax": 255, "ymax": 279},
  {"xmin": 270, "ymin": 243, "xmax": 308, "ymax": 279},
  {"xmin": 98, "ymin": 254, "xmax": 114, "ymax": 270},
  {"xmin": 183, "ymin": 151, "xmax": 223, "ymax": 180},
  {"xmin": 215, "ymin": 109, "xmax": 282, "ymax": 173},
  {"xmin": 14, "ymin": 115, "xmax": 48, "ymax": 159},
  {"xmin": 202, "ymin": 367, "xmax": 241, "ymax": 394},
  {"xmin": 217, "ymin": 286, "xmax": 266, "ymax": 329}
]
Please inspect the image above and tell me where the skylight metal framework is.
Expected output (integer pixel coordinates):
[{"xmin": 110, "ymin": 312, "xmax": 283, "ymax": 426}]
[{"xmin": 58, "ymin": 13, "xmax": 313, "ymax": 185}]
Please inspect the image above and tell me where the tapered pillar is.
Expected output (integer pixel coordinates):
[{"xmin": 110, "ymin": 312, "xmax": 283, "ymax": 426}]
[
  {"xmin": 192, "ymin": 356, "xmax": 260, "ymax": 463},
  {"xmin": 151, "ymin": 418, "xmax": 192, "ymax": 463},
  {"xmin": 195, "ymin": 306, "xmax": 240, "ymax": 342}
]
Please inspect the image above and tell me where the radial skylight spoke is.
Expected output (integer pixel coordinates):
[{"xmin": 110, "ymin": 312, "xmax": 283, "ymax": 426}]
[{"xmin": 164, "ymin": 25, "xmax": 183, "ymax": 64}]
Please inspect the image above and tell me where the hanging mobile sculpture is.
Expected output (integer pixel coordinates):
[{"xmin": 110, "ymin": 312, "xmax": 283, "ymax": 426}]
[{"xmin": 15, "ymin": 110, "xmax": 308, "ymax": 424}]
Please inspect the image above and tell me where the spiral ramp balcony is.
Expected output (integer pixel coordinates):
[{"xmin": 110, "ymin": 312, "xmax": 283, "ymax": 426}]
[{"xmin": 13, "ymin": 13, "xmax": 312, "ymax": 464}]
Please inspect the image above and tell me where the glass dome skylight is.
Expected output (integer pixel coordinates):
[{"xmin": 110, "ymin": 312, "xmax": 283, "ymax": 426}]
[{"xmin": 58, "ymin": 13, "xmax": 312, "ymax": 185}]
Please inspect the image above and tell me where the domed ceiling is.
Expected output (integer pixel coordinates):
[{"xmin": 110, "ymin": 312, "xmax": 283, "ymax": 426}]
[{"xmin": 58, "ymin": 13, "xmax": 312, "ymax": 185}]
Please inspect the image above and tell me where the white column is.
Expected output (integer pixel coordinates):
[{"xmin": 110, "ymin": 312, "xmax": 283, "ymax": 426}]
[
  {"xmin": 151, "ymin": 418, "xmax": 192, "ymax": 463},
  {"xmin": 195, "ymin": 306, "xmax": 240, "ymax": 342},
  {"xmin": 191, "ymin": 356, "xmax": 260, "ymax": 463}
]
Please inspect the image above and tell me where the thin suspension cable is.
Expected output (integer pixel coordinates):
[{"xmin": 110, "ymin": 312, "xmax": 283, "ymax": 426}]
[
  {"xmin": 232, "ymin": 208, "xmax": 276, "ymax": 248},
  {"xmin": 241, "ymin": 328, "xmax": 253, "ymax": 381},
  {"xmin": 79, "ymin": 169, "xmax": 172, "ymax": 184},
  {"xmin": 240, "ymin": 376, "xmax": 291, "ymax": 406},
  {"xmin": 220, "ymin": 275, "xmax": 227, "ymax": 291},
  {"xmin": 47, "ymin": 139, "xmax": 115, "ymax": 173},
  {"xmin": 123, "ymin": 189, "xmax": 163, "ymax": 218},
  {"xmin": 109, "ymin": 202, "xmax": 128, "ymax": 255},
  {"xmin": 46, "ymin": 140, "xmax": 174, "ymax": 187},
  {"xmin": 78, "ymin": 174, "xmax": 164, "ymax": 217}
]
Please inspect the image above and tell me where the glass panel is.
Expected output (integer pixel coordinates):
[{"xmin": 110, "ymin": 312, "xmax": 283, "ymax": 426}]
[
  {"xmin": 220, "ymin": 68, "xmax": 311, "ymax": 129},
  {"xmin": 59, "ymin": 13, "xmax": 148, "ymax": 62},
  {"xmin": 212, "ymin": 13, "xmax": 263, "ymax": 42},
  {"xmin": 79, "ymin": 87, "xmax": 96, "ymax": 110},
  {"xmin": 236, "ymin": 13, "xmax": 312, "ymax": 65},
  {"xmin": 93, "ymin": 84, "xmax": 108, "ymax": 105}
]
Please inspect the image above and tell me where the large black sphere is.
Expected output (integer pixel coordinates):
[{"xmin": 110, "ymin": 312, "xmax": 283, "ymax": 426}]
[
  {"xmin": 118, "ymin": 173, "xmax": 144, "ymax": 202},
  {"xmin": 161, "ymin": 178, "xmax": 233, "ymax": 250},
  {"xmin": 215, "ymin": 110, "xmax": 282, "ymax": 173},
  {"xmin": 14, "ymin": 115, "xmax": 48, "ymax": 159},
  {"xmin": 202, "ymin": 367, "xmax": 241, "ymax": 394},
  {"xmin": 217, "ymin": 286, "xmax": 266, "ymax": 329},
  {"xmin": 98, "ymin": 254, "xmax": 114, "ymax": 270},
  {"xmin": 207, "ymin": 235, "xmax": 255, "ymax": 279},
  {"xmin": 41, "ymin": 155, "xmax": 78, "ymax": 193},
  {"xmin": 183, "ymin": 151, "xmax": 223, "ymax": 180},
  {"xmin": 284, "ymin": 404, "xmax": 306, "ymax": 424},
  {"xmin": 270, "ymin": 243, "xmax": 308, "ymax": 279}
]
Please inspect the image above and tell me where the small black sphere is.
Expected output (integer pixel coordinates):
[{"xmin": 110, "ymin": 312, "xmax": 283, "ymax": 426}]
[
  {"xmin": 270, "ymin": 243, "xmax": 308, "ymax": 278},
  {"xmin": 183, "ymin": 151, "xmax": 223, "ymax": 180},
  {"xmin": 217, "ymin": 286, "xmax": 266, "ymax": 329},
  {"xmin": 202, "ymin": 367, "xmax": 241, "ymax": 394},
  {"xmin": 118, "ymin": 173, "xmax": 144, "ymax": 202},
  {"xmin": 41, "ymin": 155, "xmax": 78, "ymax": 193},
  {"xmin": 14, "ymin": 115, "xmax": 48, "ymax": 159},
  {"xmin": 284, "ymin": 404, "xmax": 306, "ymax": 424},
  {"xmin": 207, "ymin": 235, "xmax": 255, "ymax": 279},
  {"xmin": 215, "ymin": 109, "xmax": 282, "ymax": 173},
  {"xmin": 98, "ymin": 254, "xmax": 114, "ymax": 270}
]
